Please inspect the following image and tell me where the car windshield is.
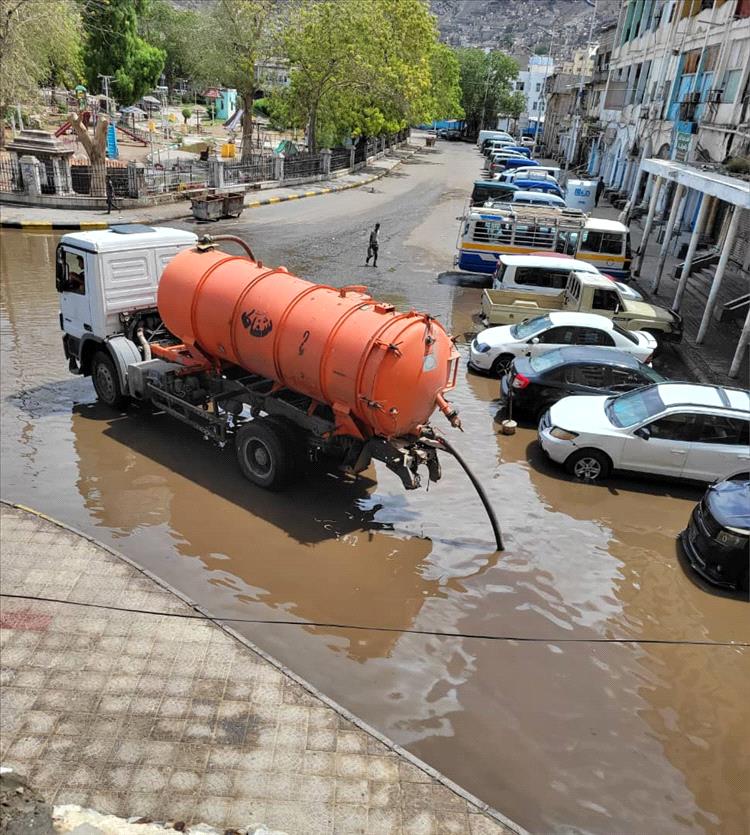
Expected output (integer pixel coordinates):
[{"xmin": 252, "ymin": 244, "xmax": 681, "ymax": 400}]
[
  {"xmin": 510, "ymin": 315, "xmax": 552, "ymax": 339},
  {"xmin": 605, "ymin": 387, "xmax": 665, "ymax": 427},
  {"xmin": 529, "ymin": 350, "xmax": 565, "ymax": 372}
]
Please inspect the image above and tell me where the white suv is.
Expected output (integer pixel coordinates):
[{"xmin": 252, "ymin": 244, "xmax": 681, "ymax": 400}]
[{"xmin": 538, "ymin": 383, "xmax": 750, "ymax": 483}]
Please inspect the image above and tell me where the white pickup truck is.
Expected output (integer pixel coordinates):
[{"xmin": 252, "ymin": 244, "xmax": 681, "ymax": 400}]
[{"xmin": 481, "ymin": 269, "xmax": 683, "ymax": 342}]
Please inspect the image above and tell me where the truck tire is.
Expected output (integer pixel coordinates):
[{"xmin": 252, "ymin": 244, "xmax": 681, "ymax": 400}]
[
  {"xmin": 92, "ymin": 350, "xmax": 128, "ymax": 409},
  {"xmin": 235, "ymin": 419, "xmax": 294, "ymax": 491},
  {"xmin": 565, "ymin": 448, "xmax": 612, "ymax": 482}
]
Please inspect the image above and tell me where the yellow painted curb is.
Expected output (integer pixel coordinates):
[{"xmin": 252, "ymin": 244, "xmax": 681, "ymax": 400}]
[
  {"xmin": 267, "ymin": 197, "xmax": 281, "ymax": 204},
  {"xmin": 20, "ymin": 221, "xmax": 52, "ymax": 229},
  {"xmin": 248, "ymin": 201, "xmax": 261, "ymax": 208},
  {"xmin": 286, "ymin": 194, "xmax": 299, "ymax": 200},
  {"xmin": 80, "ymin": 221, "xmax": 108, "ymax": 229}
]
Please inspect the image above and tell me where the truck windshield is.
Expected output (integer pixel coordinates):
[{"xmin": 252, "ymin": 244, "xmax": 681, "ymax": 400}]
[
  {"xmin": 510, "ymin": 315, "xmax": 551, "ymax": 339},
  {"xmin": 605, "ymin": 387, "xmax": 665, "ymax": 427}
]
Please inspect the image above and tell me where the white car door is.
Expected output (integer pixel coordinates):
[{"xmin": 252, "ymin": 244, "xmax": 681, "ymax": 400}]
[
  {"xmin": 523, "ymin": 325, "xmax": 576, "ymax": 359},
  {"xmin": 682, "ymin": 414, "xmax": 750, "ymax": 481},
  {"xmin": 619, "ymin": 412, "xmax": 699, "ymax": 477}
]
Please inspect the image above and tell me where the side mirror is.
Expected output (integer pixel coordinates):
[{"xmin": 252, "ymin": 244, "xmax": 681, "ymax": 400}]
[
  {"xmin": 55, "ymin": 257, "xmax": 67, "ymax": 293},
  {"xmin": 528, "ymin": 337, "xmax": 540, "ymax": 345},
  {"xmin": 634, "ymin": 426, "xmax": 651, "ymax": 440}
]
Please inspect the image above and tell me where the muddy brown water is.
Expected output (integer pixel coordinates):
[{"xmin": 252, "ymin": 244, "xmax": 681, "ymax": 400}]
[{"xmin": 2, "ymin": 145, "xmax": 749, "ymax": 835}]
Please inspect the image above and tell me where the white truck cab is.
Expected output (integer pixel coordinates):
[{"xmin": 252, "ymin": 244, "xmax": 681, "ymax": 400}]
[{"xmin": 57, "ymin": 224, "xmax": 197, "ymax": 392}]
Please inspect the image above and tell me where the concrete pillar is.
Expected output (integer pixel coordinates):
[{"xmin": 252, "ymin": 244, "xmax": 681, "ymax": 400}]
[
  {"xmin": 127, "ymin": 161, "xmax": 145, "ymax": 198},
  {"xmin": 349, "ymin": 146, "xmax": 356, "ymax": 170},
  {"xmin": 51, "ymin": 156, "xmax": 73, "ymax": 195},
  {"xmin": 651, "ymin": 182, "xmax": 686, "ymax": 294},
  {"xmin": 320, "ymin": 148, "xmax": 331, "ymax": 176},
  {"xmin": 697, "ymin": 206, "xmax": 742, "ymax": 344},
  {"xmin": 18, "ymin": 155, "xmax": 42, "ymax": 196},
  {"xmin": 274, "ymin": 154, "xmax": 284, "ymax": 182},
  {"xmin": 728, "ymin": 307, "xmax": 750, "ymax": 378},
  {"xmin": 208, "ymin": 158, "xmax": 224, "ymax": 190},
  {"xmin": 633, "ymin": 174, "xmax": 662, "ymax": 276},
  {"xmin": 673, "ymin": 194, "xmax": 712, "ymax": 312}
]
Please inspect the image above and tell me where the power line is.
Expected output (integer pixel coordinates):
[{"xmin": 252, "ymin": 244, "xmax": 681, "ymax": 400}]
[{"xmin": 1, "ymin": 593, "xmax": 747, "ymax": 649}]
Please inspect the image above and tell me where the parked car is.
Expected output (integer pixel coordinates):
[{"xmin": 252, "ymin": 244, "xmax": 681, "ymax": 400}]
[
  {"xmin": 511, "ymin": 190, "xmax": 567, "ymax": 209},
  {"xmin": 490, "ymin": 157, "xmax": 541, "ymax": 176},
  {"xmin": 680, "ymin": 477, "xmax": 750, "ymax": 592},
  {"xmin": 470, "ymin": 179, "xmax": 519, "ymax": 206},
  {"xmin": 495, "ymin": 253, "xmax": 643, "ymax": 301},
  {"xmin": 538, "ymin": 382, "xmax": 750, "ymax": 483},
  {"xmin": 499, "ymin": 346, "xmax": 667, "ymax": 422},
  {"xmin": 468, "ymin": 311, "xmax": 657, "ymax": 377}
]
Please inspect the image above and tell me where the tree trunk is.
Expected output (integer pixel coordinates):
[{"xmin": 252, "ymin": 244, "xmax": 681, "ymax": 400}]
[
  {"xmin": 70, "ymin": 112, "xmax": 110, "ymax": 197},
  {"xmin": 307, "ymin": 108, "xmax": 318, "ymax": 155},
  {"xmin": 0, "ymin": 113, "xmax": 6, "ymax": 149},
  {"xmin": 240, "ymin": 92, "xmax": 254, "ymax": 162}
]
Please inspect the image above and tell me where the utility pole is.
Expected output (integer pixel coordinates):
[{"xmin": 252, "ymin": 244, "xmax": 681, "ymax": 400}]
[
  {"xmin": 532, "ymin": 31, "xmax": 555, "ymax": 159},
  {"xmin": 98, "ymin": 74, "xmax": 114, "ymax": 116}
]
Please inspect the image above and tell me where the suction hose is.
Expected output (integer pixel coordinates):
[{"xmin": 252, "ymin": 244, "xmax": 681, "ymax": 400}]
[
  {"xmin": 421, "ymin": 429, "xmax": 504, "ymax": 552},
  {"xmin": 197, "ymin": 234, "xmax": 256, "ymax": 261}
]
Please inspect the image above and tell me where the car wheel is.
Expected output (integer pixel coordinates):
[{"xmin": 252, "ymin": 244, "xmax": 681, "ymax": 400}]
[
  {"xmin": 565, "ymin": 449, "xmax": 611, "ymax": 482},
  {"xmin": 490, "ymin": 353, "xmax": 515, "ymax": 378},
  {"xmin": 92, "ymin": 350, "xmax": 128, "ymax": 409}
]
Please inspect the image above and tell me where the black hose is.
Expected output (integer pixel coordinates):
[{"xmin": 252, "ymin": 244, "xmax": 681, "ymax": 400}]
[{"xmin": 434, "ymin": 433, "xmax": 504, "ymax": 552}]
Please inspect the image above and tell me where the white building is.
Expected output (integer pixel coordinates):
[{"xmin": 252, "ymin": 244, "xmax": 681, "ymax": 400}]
[{"xmin": 515, "ymin": 55, "xmax": 554, "ymax": 129}]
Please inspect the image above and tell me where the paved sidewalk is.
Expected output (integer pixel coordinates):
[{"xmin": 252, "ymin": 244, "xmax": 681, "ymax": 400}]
[
  {"xmin": 0, "ymin": 148, "xmax": 420, "ymax": 230},
  {"xmin": 0, "ymin": 503, "xmax": 521, "ymax": 835}
]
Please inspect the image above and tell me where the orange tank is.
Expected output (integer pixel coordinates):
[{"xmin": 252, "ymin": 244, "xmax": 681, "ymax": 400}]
[{"xmin": 157, "ymin": 247, "xmax": 459, "ymax": 439}]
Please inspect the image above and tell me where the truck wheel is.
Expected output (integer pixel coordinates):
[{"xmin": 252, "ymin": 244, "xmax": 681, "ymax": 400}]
[
  {"xmin": 92, "ymin": 350, "xmax": 128, "ymax": 409},
  {"xmin": 235, "ymin": 419, "xmax": 294, "ymax": 491},
  {"xmin": 565, "ymin": 449, "xmax": 611, "ymax": 482},
  {"xmin": 491, "ymin": 353, "xmax": 515, "ymax": 378}
]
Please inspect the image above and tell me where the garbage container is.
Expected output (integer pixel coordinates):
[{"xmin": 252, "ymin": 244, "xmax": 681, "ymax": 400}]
[
  {"xmin": 222, "ymin": 193, "xmax": 244, "ymax": 218},
  {"xmin": 191, "ymin": 195, "xmax": 224, "ymax": 221},
  {"xmin": 426, "ymin": 135, "xmax": 436, "ymax": 148}
]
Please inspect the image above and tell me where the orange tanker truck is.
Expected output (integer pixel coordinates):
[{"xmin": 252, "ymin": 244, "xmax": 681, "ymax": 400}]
[{"xmin": 56, "ymin": 226, "xmax": 502, "ymax": 546}]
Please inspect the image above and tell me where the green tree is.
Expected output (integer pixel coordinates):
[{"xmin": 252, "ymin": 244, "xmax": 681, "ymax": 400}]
[
  {"xmin": 199, "ymin": 0, "xmax": 279, "ymax": 160},
  {"xmin": 0, "ymin": 0, "xmax": 81, "ymax": 146},
  {"xmin": 83, "ymin": 0, "xmax": 165, "ymax": 105},
  {"xmin": 428, "ymin": 42, "xmax": 464, "ymax": 123},
  {"xmin": 455, "ymin": 48, "xmax": 519, "ymax": 138},
  {"xmin": 139, "ymin": 0, "xmax": 202, "ymax": 88}
]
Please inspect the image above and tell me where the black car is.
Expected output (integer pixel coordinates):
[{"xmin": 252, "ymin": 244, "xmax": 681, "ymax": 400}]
[
  {"xmin": 498, "ymin": 346, "xmax": 666, "ymax": 422},
  {"xmin": 681, "ymin": 478, "xmax": 749, "ymax": 592}
]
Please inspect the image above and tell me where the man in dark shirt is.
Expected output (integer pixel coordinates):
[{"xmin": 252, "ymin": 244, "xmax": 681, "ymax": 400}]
[
  {"xmin": 595, "ymin": 177, "xmax": 605, "ymax": 207},
  {"xmin": 365, "ymin": 222, "xmax": 380, "ymax": 267},
  {"xmin": 106, "ymin": 176, "xmax": 116, "ymax": 214}
]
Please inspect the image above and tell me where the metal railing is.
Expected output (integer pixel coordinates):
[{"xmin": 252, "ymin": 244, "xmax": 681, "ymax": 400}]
[
  {"xmin": 144, "ymin": 163, "xmax": 208, "ymax": 195},
  {"xmin": 0, "ymin": 157, "xmax": 23, "ymax": 192},
  {"xmin": 330, "ymin": 148, "xmax": 351, "ymax": 172},
  {"xmin": 283, "ymin": 153, "xmax": 323, "ymax": 179},
  {"xmin": 223, "ymin": 156, "xmax": 275, "ymax": 185},
  {"xmin": 70, "ymin": 166, "xmax": 128, "ymax": 197}
]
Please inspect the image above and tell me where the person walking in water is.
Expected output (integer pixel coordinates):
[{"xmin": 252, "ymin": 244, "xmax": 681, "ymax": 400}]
[{"xmin": 365, "ymin": 222, "xmax": 380, "ymax": 267}]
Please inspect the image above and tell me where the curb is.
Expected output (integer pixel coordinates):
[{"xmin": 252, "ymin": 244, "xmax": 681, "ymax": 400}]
[
  {"xmin": 0, "ymin": 153, "xmax": 414, "ymax": 230},
  {"xmin": 0, "ymin": 499, "xmax": 527, "ymax": 835}
]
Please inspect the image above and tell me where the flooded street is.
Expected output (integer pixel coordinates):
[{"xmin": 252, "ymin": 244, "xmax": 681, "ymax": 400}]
[{"xmin": 2, "ymin": 142, "xmax": 749, "ymax": 835}]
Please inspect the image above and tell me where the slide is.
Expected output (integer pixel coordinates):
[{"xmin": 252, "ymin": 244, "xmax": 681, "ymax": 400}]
[{"xmin": 115, "ymin": 122, "xmax": 148, "ymax": 146}]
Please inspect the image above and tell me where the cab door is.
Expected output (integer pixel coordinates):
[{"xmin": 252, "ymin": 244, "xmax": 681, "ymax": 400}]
[{"xmin": 57, "ymin": 246, "xmax": 93, "ymax": 340}]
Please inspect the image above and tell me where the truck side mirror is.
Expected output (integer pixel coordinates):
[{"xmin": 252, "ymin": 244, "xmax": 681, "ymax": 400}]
[{"xmin": 55, "ymin": 248, "xmax": 67, "ymax": 293}]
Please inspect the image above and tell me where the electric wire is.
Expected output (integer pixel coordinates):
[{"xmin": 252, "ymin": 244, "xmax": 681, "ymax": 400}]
[{"xmin": 1, "ymin": 592, "xmax": 747, "ymax": 649}]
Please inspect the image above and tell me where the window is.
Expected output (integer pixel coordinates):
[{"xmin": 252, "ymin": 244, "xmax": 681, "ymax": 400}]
[
  {"xmin": 592, "ymin": 289, "xmax": 621, "ymax": 312},
  {"xmin": 529, "ymin": 349, "xmax": 565, "ymax": 373},
  {"xmin": 516, "ymin": 81, "xmax": 525, "ymax": 91},
  {"xmin": 536, "ymin": 82, "xmax": 541, "ymax": 92},
  {"xmin": 646, "ymin": 413, "xmax": 699, "ymax": 441},
  {"xmin": 610, "ymin": 367, "xmax": 648, "ymax": 389},
  {"xmin": 572, "ymin": 327, "xmax": 614, "ymax": 346},
  {"xmin": 695, "ymin": 415, "xmax": 750, "ymax": 446},
  {"xmin": 606, "ymin": 386, "xmax": 666, "ymax": 427},
  {"xmin": 613, "ymin": 323, "xmax": 639, "ymax": 344},
  {"xmin": 540, "ymin": 326, "xmax": 575, "ymax": 344},
  {"xmin": 722, "ymin": 68, "xmax": 742, "ymax": 103},
  {"xmin": 510, "ymin": 315, "xmax": 551, "ymax": 339},
  {"xmin": 514, "ymin": 267, "xmax": 568, "ymax": 289},
  {"xmin": 64, "ymin": 250, "xmax": 86, "ymax": 295},
  {"xmin": 579, "ymin": 230, "xmax": 625, "ymax": 255},
  {"xmin": 566, "ymin": 364, "xmax": 609, "ymax": 387}
]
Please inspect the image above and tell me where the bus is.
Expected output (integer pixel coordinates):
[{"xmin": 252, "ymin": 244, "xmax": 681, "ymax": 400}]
[{"xmin": 456, "ymin": 208, "xmax": 632, "ymax": 279}]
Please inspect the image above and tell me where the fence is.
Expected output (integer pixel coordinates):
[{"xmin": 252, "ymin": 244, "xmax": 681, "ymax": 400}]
[
  {"xmin": 283, "ymin": 152, "xmax": 323, "ymax": 179},
  {"xmin": 0, "ymin": 157, "xmax": 23, "ymax": 192},
  {"xmin": 223, "ymin": 156, "xmax": 275, "ymax": 186},
  {"xmin": 330, "ymin": 148, "xmax": 351, "ymax": 172},
  {"xmin": 71, "ymin": 165, "xmax": 128, "ymax": 197},
  {"xmin": 144, "ymin": 163, "xmax": 208, "ymax": 195}
]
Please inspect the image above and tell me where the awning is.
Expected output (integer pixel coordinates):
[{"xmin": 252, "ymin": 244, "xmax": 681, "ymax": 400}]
[{"xmin": 641, "ymin": 158, "xmax": 750, "ymax": 209}]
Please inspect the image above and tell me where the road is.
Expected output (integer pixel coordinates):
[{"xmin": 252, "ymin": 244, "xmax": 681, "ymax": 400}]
[{"xmin": 1, "ymin": 139, "xmax": 748, "ymax": 835}]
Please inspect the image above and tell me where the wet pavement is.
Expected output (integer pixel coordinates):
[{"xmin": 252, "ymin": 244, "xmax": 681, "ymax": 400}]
[{"xmin": 2, "ymin": 141, "xmax": 749, "ymax": 835}]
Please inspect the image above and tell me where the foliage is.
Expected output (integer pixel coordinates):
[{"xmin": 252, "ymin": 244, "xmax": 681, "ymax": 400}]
[
  {"xmin": 139, "ymin": 0, "xmax": 202, "ymax": 88},
  {"xmin": 181, "ymin": 106, "xmax": 192, "ymax": 124},
  {"xmin": 499, "ymin": 90, "xmax": 526, "ymax": 120},
  {"xmin": 454, "ymin": 48, "xmax": 520, "ymax": 138},
  {"xmin": 197, "ymin": 0, "xmax": 280, "ymax": 160},
  {"xmin": 280, "ymin": 0, "xmax": 460, "ymax": 152},
  {"xmin": 0, "ymin": 0, "xmax": 81, "ymax": 145},
  {"xmin": 83, "ymin": 0, "xmax": 165, "ymax": 105}
]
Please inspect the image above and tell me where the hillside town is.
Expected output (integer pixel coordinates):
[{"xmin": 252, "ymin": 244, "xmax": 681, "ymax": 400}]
[{"xmin": 1, "ymin": 2, "xmax": 748, "ymax": 835}]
